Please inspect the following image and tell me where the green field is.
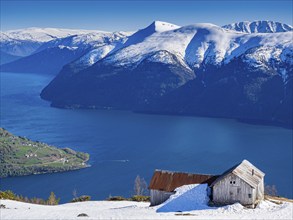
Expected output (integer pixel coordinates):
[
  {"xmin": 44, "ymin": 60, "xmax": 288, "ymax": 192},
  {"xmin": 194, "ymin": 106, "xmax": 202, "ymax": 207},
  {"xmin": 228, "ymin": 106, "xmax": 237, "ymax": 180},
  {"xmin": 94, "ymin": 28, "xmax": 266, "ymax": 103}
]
[{"xmin": 0, "ymin": 128, "xmax": 90, "ymax": 177}]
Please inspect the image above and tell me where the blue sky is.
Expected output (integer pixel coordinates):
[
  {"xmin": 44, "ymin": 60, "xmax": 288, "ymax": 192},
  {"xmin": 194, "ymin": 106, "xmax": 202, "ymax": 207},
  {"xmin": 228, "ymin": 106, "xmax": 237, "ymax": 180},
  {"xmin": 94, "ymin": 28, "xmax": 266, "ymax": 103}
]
[{"xmin": 1, "ymin": 0, "xmax": 292, "ymax": 31}]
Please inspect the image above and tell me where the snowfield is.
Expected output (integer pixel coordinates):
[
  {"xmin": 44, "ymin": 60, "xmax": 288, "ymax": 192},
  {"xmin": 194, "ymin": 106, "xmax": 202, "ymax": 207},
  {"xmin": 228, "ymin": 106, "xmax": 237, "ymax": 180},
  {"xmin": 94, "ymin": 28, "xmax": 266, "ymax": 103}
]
[{"xmin": 1, "ymin": 199, "xmax": 292, "ymax": 219}]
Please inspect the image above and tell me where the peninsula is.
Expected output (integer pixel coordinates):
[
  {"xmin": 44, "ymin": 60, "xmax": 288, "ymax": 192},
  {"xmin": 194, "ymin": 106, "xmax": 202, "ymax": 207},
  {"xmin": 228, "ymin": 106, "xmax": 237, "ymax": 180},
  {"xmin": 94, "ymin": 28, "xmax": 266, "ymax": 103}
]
[{"xmin": 0, "ymin": 128, "xmax": 89, "ymax": 177}]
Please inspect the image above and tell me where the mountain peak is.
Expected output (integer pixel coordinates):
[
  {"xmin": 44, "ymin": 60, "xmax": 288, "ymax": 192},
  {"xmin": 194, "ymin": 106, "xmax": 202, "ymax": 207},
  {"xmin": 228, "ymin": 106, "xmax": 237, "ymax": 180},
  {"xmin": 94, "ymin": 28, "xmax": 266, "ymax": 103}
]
[
  {"xmin": 148, "ymin": 21, "xmax": 180, "ymax": 32},
  {"xmin": 121, "ymin": 21, "xmax": 180, "ymax": 48},
  {"xmin": 222, "ymin": 20, "xmax": 293, "ymax": 33}
]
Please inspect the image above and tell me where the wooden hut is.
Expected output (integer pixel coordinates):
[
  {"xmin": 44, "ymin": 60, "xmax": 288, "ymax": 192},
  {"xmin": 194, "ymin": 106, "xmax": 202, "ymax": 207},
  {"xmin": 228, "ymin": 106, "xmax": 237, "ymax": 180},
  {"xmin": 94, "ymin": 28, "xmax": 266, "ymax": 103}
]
[
  {"xmin": 148, "ymin": 170, "xmax": 218, "ymax": 206},
  {"xmin": 211, "ymin": 160, "xmax": 265, "ymax": 207}
]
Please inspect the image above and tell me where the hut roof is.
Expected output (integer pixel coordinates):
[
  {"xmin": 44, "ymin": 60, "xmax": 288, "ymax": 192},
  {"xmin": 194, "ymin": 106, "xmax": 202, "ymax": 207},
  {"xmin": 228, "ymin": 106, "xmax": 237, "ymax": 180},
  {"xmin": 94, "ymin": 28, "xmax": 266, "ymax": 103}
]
[
  {"xmin": 211, "ymin": 160, "xmax": 265, "ymax": 189},
  {"xmin": 148, "ymin": 169, "xmax": 219, "ymax": 192}
]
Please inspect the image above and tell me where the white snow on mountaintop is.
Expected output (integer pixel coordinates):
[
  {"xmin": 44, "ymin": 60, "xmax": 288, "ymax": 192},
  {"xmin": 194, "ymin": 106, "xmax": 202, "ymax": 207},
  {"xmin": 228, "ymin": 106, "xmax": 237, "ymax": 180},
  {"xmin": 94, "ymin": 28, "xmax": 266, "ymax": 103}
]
[
  {"xmin": 36, "ymin": 31, "xmax": 130, "ymax": 52},
  {"xmin": 66, "ymin": 32, "xmax": 132, "ymax": 69},
  {"xmin": 1, "ymin": 21, "xmax": 292, "ymax": 67},
  {"xmin": 75, "ymin": 45, "xmax": 117, "ymax": 68},
  {"xmin": 122, "ymin": 21, "xmax": 180, "ymax": 48},
  {"xmin": 148, "ymin": 21, "xmax": 181, "ymax": 32},
  {"xmin": 103, "ymin": 22, "xmax": 293, "ymax": 69},
  {"xmin": 1, "ymin": 199, "xmax": 292, "ymax": 219},
  {"xmin": 223, "ymin": 21, "xmax": 293, "ymax": 33},
  {"xmin": 1, "ymin": 27, "xmax": 108, "ymax": 42},
  {"xmin": 0, "ymin": 27, "xmax": 117, "ymax": 56}
]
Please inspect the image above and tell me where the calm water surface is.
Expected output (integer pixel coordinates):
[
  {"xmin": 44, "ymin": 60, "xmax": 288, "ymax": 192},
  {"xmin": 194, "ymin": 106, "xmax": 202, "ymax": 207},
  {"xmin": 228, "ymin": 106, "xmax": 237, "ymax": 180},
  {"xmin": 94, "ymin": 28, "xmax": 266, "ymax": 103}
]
[{"xmin": 1, "ymin": 72, "xmax": 292, "ymax": 202}]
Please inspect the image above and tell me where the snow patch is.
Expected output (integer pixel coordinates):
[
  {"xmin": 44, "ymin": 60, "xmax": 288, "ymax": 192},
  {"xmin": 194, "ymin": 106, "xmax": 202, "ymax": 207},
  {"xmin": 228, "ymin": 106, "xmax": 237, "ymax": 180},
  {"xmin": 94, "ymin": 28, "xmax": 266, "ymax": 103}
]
[
  {"xmin": 57, "ymin": 45, "xmax": 78, "ymax": 50},
  {"xmin": 157, "ymin": 184, "xmax": 211, "ymax": 212}
]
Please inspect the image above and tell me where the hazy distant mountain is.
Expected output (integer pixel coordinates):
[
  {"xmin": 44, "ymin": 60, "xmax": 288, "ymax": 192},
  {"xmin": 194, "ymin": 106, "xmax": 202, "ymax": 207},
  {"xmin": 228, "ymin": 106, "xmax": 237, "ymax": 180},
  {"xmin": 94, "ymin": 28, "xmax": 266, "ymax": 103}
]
[
  {"xmin": 0, "ymin": 51, "xmax": 21, "ymax": 65},
  {"xmin": 0, "ymin": 46, "xmax": 87, "ymax": 75},
  {"xmin": 222, "ymin": 21, "xmax": 293, "ymax": 33}
]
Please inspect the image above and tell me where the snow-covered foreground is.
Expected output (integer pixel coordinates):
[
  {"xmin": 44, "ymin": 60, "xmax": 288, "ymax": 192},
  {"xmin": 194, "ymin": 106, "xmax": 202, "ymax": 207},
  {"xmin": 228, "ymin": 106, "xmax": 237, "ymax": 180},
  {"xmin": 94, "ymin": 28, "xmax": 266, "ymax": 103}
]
[{"xmin": 1, "ymin": 199, "xmax": 292, "ymax": 220}]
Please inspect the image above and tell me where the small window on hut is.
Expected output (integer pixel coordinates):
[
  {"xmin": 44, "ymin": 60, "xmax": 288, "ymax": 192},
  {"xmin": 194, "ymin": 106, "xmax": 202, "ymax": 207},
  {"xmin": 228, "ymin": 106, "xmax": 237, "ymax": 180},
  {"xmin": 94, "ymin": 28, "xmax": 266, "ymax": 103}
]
[
  {"xmin": 252, "ymin": 169, "xmax": 254, "ymax": 176},
  {"xmin": 248, "ymin": 194, "xmax": 252, "ymax": 198}
]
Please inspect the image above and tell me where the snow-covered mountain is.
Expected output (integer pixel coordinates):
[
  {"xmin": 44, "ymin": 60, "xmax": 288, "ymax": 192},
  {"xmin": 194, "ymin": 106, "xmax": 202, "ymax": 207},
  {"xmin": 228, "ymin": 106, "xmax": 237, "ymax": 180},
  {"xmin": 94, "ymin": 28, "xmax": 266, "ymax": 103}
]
[
  {"xmin": 72, "ymin": 21, "xmax": 291, "ymax": 78},
  {"xmin": 222, "ymin": 21, "xmax": 293, "ymax": 33},
  {"xmin": 1, "ymin": 31, "xmax": 131, "ymax": 74},
  {"xmin": 0, "ymin": 27, "xmax": 109, "ymax": 57},
  {"xmin": 35, "ymin": 31, "xmax": 131, "ymax": 52},
  {"xmin": 2, "ymin": 27, "xmax": 102, "ymax": 42},
  {"xmin": 40, "ymin": 21, "xmax": 293, "ymax": 127},
  {"xmin": 58, "ymin": 31, "xmax": 131, "ymax": 70}
]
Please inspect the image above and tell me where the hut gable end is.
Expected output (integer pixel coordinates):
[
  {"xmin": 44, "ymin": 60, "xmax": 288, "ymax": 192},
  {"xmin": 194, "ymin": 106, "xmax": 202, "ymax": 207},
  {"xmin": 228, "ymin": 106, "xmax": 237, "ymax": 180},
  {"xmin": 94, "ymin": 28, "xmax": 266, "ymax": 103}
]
[
  {"xmin": 211, "ymin": 160, "xmax": 265, "ymax": 189},
  {"xmin": 211, "ymin": 160, "xmax": 265, "ymax": 206}
]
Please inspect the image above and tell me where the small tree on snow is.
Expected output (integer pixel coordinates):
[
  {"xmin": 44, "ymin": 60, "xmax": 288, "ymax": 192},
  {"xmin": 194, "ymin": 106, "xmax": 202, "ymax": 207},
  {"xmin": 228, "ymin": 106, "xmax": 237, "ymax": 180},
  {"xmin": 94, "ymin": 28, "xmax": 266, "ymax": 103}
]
[
  {"xmin": 47, "ymin": 192, "xmax": 60, "ymax": 205},
  {"xmin": 134, "ymin": 175, "xmax": 148, "ymax": 196}
]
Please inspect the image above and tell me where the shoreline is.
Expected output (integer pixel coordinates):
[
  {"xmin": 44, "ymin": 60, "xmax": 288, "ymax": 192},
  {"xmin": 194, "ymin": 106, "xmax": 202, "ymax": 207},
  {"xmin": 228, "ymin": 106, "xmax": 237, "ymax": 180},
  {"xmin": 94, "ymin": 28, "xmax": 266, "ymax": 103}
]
[{"xmin": 48, "ymin": 102, "xmax": 293, "ymax": 130}]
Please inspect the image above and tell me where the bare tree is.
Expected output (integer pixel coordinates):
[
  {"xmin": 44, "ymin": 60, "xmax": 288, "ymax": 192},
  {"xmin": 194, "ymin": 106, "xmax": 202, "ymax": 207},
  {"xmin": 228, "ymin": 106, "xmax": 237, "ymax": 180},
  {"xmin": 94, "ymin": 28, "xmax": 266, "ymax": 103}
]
[
  {"xmin": 72, "ymin": 188, "xmax": 78, "ymax": 199},
  {"xmin": 265, "ymin": 184, "xmax": 278, "ymax": 196},
  {"xmin": 134, "ymin": 175, "xmax": 148, "ymax": 196}
]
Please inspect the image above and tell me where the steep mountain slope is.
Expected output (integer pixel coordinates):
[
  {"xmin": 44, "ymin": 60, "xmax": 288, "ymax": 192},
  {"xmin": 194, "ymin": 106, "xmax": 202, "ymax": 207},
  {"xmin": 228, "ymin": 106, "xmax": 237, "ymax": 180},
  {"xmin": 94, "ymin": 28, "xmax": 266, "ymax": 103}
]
[
  {"xmin": 41, "ymin": 21, "xmax": 293, "ymax": 126},
  {"xmin": 41, "ymin": 49, "xmax": 195, "ymax": 108},
  {"xmin": 222, "ymin": 21, "xmax": 293, "ymax": 33},
  {"xmin": 147, "ymin": 53, "xmax": 292, "ymax": 126}
]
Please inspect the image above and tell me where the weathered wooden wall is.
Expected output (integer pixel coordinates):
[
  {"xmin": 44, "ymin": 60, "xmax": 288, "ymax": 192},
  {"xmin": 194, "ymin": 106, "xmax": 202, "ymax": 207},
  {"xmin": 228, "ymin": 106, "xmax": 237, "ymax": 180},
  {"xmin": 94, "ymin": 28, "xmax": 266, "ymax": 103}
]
[
  {"xmin": 256, "ymin": 179, "xmax": 264, "ymax": 201},
  {"xmin": 213, "ymin": 173, "xmax": 256, "ymax": 205},
  {"xmin": 150, "ymin": 189, "xmax": 174, "ymax": 206}
]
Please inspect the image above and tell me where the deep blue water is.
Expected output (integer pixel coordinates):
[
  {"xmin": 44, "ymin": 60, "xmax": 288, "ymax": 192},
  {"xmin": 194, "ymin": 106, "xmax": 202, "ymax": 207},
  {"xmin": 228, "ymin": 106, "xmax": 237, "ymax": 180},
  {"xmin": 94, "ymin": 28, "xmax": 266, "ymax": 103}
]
[{"xmin": 0, "ymin": 72, "xmax": 292, "ymax": 202}]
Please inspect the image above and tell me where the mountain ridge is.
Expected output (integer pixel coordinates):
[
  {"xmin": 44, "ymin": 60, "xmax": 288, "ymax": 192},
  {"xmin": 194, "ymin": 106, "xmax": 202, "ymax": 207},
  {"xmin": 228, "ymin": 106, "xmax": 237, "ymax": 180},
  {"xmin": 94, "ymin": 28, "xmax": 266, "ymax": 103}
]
[{"xmin": 222, "ymin": 20, "xmax": 293, "ymax": 33}]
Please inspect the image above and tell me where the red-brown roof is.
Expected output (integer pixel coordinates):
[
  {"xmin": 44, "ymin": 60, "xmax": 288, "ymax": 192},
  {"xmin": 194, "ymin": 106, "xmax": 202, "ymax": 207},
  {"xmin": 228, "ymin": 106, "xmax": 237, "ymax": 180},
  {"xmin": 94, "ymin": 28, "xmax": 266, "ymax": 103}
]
[{"xmin": 149, "ymin": 169, "xmax": 219, "ymax": 192}]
